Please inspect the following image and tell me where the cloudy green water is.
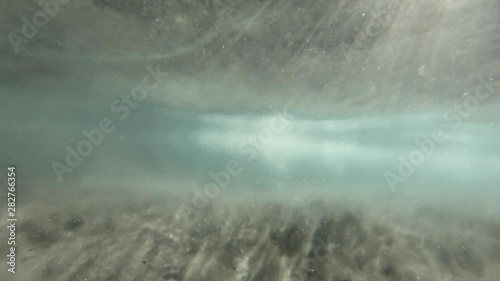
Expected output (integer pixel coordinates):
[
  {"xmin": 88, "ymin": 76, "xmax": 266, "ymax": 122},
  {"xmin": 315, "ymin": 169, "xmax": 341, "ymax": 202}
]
[
  {"xmin": 2, "ymin": 71, "xmax": 499, "ymax": 216},
  {"xmin": 1, "ymin": 1, "xmax": 500, "ymax": 279}
]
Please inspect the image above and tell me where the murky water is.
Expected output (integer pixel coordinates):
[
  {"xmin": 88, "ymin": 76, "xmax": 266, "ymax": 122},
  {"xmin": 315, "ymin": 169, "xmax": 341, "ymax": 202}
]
[{"xmin": 1, "ymin": 0, "xmax": 499, "ymax": 280}]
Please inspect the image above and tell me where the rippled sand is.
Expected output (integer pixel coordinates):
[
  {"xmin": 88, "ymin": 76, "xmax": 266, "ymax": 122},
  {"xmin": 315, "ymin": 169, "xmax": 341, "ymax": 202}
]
[{"xmin": 1, "ymin": 185, "xmax": 499, "ymax": 281}]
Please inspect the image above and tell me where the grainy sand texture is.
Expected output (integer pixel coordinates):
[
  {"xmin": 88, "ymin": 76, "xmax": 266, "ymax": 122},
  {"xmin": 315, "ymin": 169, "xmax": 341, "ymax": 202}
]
[{"xmin": 1, "ymin": 186, "xmax": 499, "ymax": 281}]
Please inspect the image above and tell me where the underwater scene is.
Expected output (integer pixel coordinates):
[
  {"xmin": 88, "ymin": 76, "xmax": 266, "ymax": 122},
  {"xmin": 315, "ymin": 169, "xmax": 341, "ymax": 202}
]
[{"xmin": 1, "ymin": 0, "xmax": 499, "ymax": 280}]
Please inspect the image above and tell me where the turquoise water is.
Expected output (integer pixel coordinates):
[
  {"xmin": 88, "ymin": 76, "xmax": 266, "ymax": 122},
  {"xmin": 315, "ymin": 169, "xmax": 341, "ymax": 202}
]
[
  {"xmin": 2, "ymin": 74, "xmax": 499, "ymax": 216},
  {"xmin": 1, "ymin": 0, "xmax": 500, "ymax": 280}
]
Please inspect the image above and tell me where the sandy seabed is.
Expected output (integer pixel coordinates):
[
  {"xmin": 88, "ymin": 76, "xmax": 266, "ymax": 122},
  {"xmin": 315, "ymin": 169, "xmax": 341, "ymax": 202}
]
[{"xmin": 1, "ymin": 185, "xmax": 500, "ymax": 281}]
